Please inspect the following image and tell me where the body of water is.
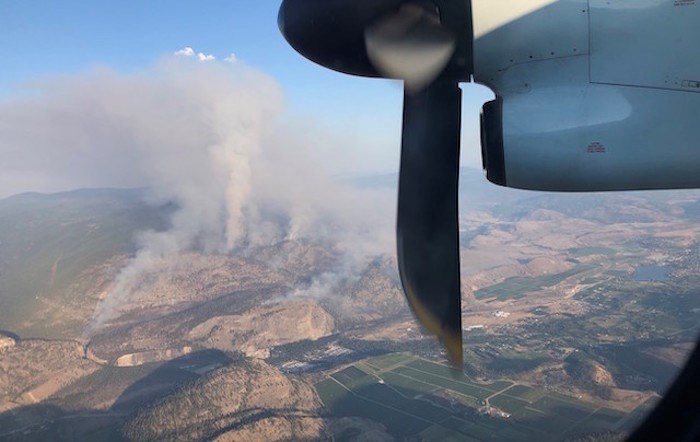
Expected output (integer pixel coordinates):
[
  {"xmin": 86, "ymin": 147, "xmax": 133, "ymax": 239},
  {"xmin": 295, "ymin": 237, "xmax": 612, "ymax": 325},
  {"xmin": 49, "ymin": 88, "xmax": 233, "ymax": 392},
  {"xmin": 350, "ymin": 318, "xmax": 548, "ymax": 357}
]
[{"xmin": 633, "ymin": 265, "xmax": 671, "ymax": 282}]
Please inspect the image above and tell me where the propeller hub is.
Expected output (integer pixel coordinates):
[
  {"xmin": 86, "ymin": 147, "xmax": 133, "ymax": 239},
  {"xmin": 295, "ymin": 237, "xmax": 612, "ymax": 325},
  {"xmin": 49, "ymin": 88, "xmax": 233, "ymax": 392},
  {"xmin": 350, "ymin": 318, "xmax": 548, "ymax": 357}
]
[
  {"xmin": 365, "ymin": 4, "xmax": 456, "ymax": 91},
  {"xmin": 278, "ymin": 0, "xmax": 472, "ymax": 82}
]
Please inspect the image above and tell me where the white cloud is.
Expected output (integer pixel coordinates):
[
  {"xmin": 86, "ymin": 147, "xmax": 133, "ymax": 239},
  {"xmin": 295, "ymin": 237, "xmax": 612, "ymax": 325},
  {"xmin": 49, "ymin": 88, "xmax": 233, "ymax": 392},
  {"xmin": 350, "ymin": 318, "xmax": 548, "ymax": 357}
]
[
  {"xmin": 197, "ymin": 52, "xmax": 215, "ymax": 62},
  {"xmin": 174, "ymin": 47, "xmax": 215, "ymax": 62},
  {"xmin": 174, "ymin": 47, "xmax": 194, "ymax": 57},
  {"xmin": 224, "ymin": 53, "xmax": 238, "ymax": 63}
]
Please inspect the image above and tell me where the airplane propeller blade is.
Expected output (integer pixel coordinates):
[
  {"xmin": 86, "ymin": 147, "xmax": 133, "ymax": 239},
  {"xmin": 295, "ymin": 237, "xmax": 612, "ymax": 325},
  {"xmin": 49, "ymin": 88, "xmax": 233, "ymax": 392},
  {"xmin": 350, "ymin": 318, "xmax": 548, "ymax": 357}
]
[
  {"xmin": 278, "ymin": 0, "xmax": 472, "ymax": 367},
  {"xmin": 397, "ymin": 77, "xmax": 463, "ymax": 365}
]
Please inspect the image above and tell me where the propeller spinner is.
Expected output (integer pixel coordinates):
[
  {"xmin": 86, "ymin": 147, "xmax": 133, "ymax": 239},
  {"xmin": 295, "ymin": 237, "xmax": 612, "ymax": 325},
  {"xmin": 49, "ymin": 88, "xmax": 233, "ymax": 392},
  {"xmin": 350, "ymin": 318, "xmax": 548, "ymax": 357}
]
[{"xmin": 279, "ymin": 0, "xmax": 473, "ymax": 366}]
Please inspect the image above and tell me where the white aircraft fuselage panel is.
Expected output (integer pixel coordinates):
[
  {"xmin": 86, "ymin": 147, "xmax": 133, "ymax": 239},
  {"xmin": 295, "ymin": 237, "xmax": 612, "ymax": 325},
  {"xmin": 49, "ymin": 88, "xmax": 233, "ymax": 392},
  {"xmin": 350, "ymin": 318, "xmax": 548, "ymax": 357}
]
[
  {"xmin": 472, "ymin": 0, "xmax": 589, "ymax": 91},
  {"xmin": 590, "ymin": 0, "xmax": 700, "ymax": 92}
]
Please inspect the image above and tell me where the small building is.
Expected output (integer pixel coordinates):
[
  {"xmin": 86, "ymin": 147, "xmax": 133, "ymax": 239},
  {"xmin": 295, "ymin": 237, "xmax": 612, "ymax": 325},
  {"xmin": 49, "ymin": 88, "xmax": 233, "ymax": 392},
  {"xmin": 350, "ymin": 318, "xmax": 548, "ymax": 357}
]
[
  {"xmin": 0, "ymin": 335, "xmax": 16, "ymax": 350},
  {"xmin": 464, "ymin": 325, "xmax": 486, "ymax": 332}
]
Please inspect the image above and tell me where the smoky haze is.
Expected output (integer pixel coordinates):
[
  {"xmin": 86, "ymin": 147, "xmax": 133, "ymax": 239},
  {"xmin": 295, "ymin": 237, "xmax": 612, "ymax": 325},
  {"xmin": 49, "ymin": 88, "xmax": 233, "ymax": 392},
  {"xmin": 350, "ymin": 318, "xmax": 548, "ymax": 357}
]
[{"xmin": 0, "ymin": 56, "xmax": 395, "ymax": 333}]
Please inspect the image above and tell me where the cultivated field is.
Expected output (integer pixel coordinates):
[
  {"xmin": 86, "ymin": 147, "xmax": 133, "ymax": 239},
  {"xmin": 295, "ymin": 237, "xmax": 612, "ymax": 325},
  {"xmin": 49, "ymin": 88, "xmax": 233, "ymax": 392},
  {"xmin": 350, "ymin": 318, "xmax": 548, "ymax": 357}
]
[
  {"xmin": 474, "ymin": 264, "xmax": 597, "ymax": 301},
  {"xmin": 315, "ymin": 353, "xmax": 648, "ymax": 441}
]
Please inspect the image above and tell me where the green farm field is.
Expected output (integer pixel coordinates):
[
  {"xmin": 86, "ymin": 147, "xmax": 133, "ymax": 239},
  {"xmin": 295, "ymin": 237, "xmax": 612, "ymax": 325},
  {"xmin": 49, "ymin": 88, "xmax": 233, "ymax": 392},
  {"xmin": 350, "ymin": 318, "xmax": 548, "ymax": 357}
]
[
  {"xmin": 474, "ymin": 264, "xmax": 597, "ymax": 301},
  {"xmin": 315, "ymin": 353, "xmax": 647, "ymax": 441}
]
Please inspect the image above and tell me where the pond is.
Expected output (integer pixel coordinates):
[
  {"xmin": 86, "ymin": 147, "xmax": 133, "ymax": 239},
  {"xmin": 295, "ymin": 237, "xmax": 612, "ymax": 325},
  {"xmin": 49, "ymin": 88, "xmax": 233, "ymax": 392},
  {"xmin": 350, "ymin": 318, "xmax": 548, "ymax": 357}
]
[{"xmin": 633, "ymin": 265, "xmax": 671, "ymax": 282}]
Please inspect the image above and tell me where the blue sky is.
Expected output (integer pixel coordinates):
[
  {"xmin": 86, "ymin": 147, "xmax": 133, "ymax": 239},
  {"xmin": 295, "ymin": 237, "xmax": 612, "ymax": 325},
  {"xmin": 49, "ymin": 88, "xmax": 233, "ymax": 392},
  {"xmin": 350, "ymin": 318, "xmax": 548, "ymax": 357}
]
[{"xmin": 0, "ymin": 0, "xmax": 493, "ymax": 172}]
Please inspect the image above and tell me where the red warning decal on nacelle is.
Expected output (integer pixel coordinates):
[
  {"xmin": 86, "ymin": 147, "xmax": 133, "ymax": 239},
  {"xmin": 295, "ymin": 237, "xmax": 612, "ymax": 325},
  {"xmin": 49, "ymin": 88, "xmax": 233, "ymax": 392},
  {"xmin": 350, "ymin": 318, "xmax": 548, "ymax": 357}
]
[{"xmin": 587, "ymin": 142, "xmax": 606, "ymax": 153}]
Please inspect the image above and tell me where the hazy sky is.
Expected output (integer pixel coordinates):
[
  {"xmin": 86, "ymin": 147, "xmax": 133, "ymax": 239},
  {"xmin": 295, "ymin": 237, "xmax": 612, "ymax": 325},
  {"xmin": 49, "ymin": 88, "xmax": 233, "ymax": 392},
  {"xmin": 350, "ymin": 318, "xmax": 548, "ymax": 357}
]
[{"xmin": 0, "ymin": 0, "xmax": 494, "ymax": 196}]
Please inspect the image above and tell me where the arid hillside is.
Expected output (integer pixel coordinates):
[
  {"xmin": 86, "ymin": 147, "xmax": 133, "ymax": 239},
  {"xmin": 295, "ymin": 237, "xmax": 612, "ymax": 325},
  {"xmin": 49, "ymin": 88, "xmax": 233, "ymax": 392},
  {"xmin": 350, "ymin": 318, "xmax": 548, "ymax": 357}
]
[{"xmin": 2, "ymin": 174, "xmax": 700, "ymax": 440}]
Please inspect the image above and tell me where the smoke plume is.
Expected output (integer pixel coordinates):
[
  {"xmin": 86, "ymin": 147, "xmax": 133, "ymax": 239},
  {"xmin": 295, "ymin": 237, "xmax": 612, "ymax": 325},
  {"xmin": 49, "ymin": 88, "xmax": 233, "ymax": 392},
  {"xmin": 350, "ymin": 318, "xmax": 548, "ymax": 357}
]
[{"xmin": 0, "ymin": 55, "xmax": 395, "ymax": 333}]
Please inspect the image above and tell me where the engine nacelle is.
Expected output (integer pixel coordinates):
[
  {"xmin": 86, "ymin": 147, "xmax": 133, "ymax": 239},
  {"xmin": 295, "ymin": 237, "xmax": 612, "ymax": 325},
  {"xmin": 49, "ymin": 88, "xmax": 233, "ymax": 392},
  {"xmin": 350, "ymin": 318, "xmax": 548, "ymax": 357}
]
[{"xmin": 475, "ymin": 0, "xmax": 700, "ymax": 191}]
